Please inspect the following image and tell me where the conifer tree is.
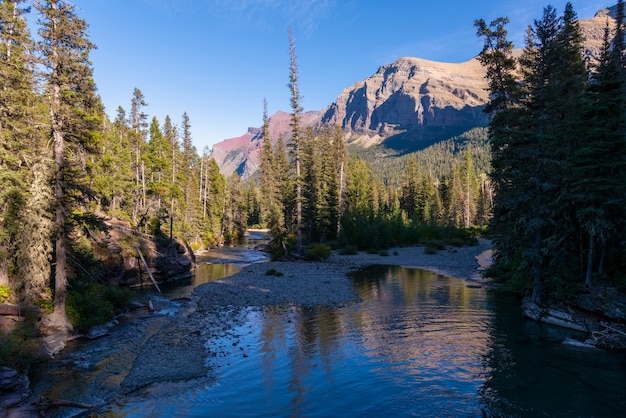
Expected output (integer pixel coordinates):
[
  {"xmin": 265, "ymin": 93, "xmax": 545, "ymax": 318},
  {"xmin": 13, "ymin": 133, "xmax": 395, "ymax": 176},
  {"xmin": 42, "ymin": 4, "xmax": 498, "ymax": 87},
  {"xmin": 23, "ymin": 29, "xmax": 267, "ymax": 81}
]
[
  {"xmin": 399, "ymin": 155, "xmax": 420, "ymax": 219},
  {"xmin": 288, "ymin": 27, "xmax": 303, "ymax": 254},
  {"xmin": 163, "ymin": 115, "xmax": 181, "ymax": 239},
  {"xmin": 179, "ymin": 112, "xmax": 200, "ymax": 243},
  {"xmin": 571, "ymin": 15, "xmax": 626, "ymax": 286},
  {"xmin": 0, "ymin": 0, "xmax": 41, "ymax": 289},
  {"xmin": 35, "ymin": 0, "xmax": 102, "ymax": 329},
  {"xmin": 146, "ymin": 116, "xmax": 174, "ymax": 231},
  {"xmin": 129, "ymin": 88, "xmax": 148, "ymax": 223},
  {"xmin": 478, "ymin": 3, "xmax": 594, "ymax": 300},
  {"xmin": 458, "ymin": 149, "xmax": 479, "ymax": 228},
  {"xmin": 259, "ymin": 98, "xmax": 277, "ymax": 227}
]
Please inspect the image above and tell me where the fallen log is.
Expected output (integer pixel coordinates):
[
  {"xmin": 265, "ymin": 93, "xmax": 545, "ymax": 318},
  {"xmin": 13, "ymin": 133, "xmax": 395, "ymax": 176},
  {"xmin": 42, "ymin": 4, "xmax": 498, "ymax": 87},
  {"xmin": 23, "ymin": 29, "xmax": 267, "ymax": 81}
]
[
  {"xmin": 592, "ymin": 322, "xmax": 626, "ymax": 350},
  {"xmin": 135, "ymin": 246, "xmax": 162, "ymax": 293},
  {"xmin": 0, "ymin": 303, "xmax": 42, "ymax": 317}
]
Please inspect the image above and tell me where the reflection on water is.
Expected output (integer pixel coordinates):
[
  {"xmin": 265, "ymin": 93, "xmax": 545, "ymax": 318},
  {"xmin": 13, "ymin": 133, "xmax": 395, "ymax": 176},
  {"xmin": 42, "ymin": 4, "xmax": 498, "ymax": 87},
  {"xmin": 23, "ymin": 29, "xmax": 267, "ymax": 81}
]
[{"xmin": 39, "ymin": 264, "xmax": 626, "ymax": 417}]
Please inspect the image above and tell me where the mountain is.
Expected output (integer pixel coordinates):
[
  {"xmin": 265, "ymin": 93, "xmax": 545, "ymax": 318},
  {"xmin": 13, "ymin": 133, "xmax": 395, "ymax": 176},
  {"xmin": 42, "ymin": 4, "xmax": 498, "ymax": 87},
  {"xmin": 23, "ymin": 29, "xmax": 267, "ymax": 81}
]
[
  {"xmin": 320, "ymin": 56, "xmax": 489, "ymax": 151},
  {"xmin": 210, "ymin": 6, "xmax": 616, "ymax": 179},
  {"xmin": 210, "ymin": 110, "xmax": 322, "ymax": 178}
]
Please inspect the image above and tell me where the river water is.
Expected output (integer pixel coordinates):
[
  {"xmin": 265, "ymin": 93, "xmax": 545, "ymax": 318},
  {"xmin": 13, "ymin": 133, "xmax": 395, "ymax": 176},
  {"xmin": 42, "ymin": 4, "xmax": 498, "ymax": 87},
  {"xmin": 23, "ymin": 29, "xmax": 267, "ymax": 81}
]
[{"xmin": 32, "ymin": 242, "xmax": 626, "ymax": 417}]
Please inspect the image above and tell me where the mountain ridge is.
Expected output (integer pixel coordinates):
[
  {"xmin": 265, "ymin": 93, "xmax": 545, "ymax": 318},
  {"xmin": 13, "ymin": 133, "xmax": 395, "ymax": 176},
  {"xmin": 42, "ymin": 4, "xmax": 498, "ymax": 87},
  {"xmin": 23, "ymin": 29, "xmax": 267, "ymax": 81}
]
[{"xmin": 210, "ymin": 5, "xmax": 616, "ymax": 178}]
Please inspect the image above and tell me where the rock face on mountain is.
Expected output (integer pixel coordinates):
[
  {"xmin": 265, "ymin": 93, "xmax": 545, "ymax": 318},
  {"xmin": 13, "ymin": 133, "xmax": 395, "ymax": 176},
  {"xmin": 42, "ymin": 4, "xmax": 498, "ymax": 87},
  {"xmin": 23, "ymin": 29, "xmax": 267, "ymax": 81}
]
[
  {"xmin": 211, "ymin": 110, "xmax": 322, "ymax": 178},
  {"xmin": 210, "ymin": 6, "xmax": 617, "ymax": 178},
  {"xmin": 212, "ymin": 57, "xmax": 490, "ymax": 178},
  {"xmin": 320, "ymin": 56, "xmax": 489, "ymax": 150}
]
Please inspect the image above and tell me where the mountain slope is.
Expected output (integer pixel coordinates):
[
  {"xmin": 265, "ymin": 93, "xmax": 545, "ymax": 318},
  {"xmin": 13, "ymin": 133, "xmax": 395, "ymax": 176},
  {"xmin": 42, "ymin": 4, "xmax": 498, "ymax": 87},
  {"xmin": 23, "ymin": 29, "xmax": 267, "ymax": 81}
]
[
  {"xmin": 211, "ymin": 110, "xmax": 322, "ymax": 178},
  {"xmin": 321, "ymin": 56, "xmax": 489, "ymax": 150},
  {"xmin": 210, "ymin": 5, "xmax": 616, "ymax": 178}
]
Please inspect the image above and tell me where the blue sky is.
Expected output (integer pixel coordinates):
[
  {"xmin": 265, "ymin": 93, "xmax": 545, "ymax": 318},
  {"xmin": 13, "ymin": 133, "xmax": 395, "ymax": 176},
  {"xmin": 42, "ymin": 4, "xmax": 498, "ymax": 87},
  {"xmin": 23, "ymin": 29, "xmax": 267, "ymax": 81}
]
[{"xmin": 64, "ymin": 0, "xmax": 607, "ymax": 151}]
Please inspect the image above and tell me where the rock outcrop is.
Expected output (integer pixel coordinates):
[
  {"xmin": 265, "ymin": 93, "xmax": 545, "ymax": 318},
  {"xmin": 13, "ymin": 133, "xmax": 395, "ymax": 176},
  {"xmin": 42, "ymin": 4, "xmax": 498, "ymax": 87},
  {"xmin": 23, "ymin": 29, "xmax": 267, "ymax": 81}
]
[
  {"xmin": 320, "ymin": 56, "xmax": 489, "ymax": 150},
  {"xmin": 95, "ymin": 220, "xmax": 195, "ymax": 289}
]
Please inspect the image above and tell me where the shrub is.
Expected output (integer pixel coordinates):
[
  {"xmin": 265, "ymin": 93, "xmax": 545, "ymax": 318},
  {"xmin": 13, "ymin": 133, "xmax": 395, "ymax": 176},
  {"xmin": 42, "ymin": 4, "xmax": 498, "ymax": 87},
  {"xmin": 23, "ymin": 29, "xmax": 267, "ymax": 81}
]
[
  {"xmin": 425, "ymin": 240, "xmax": 446, "ymax": 250},
  {"xmin": 339, "ymin": 245, "xmax": 358, "ymax": 255},
  {"xmin": 67, "ymin": 283, "xmax": 133, "ymax": 332},
  {"xmin": 0, "ymin": 285, "xmax": 13, "ymax": 303},
  {"xmin": 424, "ymin": 245, "xmax": 439, "ymax": 255},
  {"xmin": 305, "ymin": 243, "xmax": 332, "ymax": 261},
  {"xmin": 379, "ymin": 250, "xmax": 389, "ymax": 256},
  {"xmin": 265, "ymin": 268, "xmax": 284, "ymax": 277},
  {"xmin": 0, "ymin": 316, "xmax": 44, "ymax": 370}
]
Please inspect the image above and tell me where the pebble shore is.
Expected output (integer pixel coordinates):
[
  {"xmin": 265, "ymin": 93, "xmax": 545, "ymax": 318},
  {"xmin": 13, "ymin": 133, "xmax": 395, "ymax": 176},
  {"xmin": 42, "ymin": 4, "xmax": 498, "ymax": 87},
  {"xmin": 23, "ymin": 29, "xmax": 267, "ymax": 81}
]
[
  {"xmin": 194, "ymin": 238, "xmax": 493, "ymax": 309},
  {"xmin": 20, "ymin": 240, "xmax": 493, "ymax": 415}
]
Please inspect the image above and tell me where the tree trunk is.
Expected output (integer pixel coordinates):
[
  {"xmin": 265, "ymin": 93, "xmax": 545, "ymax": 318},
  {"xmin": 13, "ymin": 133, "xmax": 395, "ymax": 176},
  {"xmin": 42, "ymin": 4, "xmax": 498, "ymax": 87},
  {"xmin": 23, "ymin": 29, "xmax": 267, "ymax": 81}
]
[
  {"xmin": 296, "ymin": 153, "xmax": 302, "ymax": 255},
  {"xmin": 0, "ymin": 257, "xmax": 9, "ymax": 287},
  {"xmin": 49, "ymin": 4, "xmax": 71, "ymax": 330},
  {"xmin": 585, "ymin": 234, "xmax": 594, "ymax": 287}
]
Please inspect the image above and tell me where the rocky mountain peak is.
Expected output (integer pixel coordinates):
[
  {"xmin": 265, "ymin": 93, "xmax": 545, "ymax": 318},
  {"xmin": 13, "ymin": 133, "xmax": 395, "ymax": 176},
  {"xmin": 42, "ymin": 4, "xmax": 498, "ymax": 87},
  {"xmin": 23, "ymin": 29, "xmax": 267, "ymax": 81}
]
[
  {"xmin": 210, "ymin": 6, "xmax": 618, "ymax": 178},
  {"xmin": 320, "ymin": 56, "xmax": 489, "ymax": 149}
]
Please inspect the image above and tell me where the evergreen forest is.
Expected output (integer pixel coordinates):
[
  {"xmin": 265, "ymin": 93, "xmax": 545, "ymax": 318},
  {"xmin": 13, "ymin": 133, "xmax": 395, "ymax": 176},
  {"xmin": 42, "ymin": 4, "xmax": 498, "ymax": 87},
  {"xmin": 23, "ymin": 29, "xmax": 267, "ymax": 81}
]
[
  {"xmin": 476, "ymin": 2, "xmax": 626, "ymax": 301},
  {"xmin": 1, "ymin": 0, "xmax": 626, "ymax": 365}
]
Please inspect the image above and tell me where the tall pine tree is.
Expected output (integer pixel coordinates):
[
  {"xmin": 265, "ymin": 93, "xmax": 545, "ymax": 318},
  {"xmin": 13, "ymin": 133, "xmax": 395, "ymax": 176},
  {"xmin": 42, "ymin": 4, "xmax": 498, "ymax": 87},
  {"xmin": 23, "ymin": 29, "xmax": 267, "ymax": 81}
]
[{"xmin": 36, "ymin": 0, "xmax": 102, "ymax": 331}]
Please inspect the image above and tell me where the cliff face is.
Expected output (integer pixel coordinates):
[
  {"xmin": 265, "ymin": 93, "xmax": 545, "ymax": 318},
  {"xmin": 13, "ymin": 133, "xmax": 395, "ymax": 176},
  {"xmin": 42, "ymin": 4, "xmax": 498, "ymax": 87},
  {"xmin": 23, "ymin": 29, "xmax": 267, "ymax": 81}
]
[
  {"xmin": 320, "ymin": 56, "xmax": 490, "ymax": 149},
  {"xmin": 210, "ymin": 6, "xmax": 617, "ymax": 178}
]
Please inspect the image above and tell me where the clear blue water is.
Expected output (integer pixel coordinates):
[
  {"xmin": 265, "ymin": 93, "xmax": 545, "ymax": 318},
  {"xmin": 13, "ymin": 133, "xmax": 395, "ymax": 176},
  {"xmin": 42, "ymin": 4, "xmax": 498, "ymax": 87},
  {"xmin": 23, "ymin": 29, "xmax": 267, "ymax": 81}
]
[{"xmin": 103, "ymin": 265, "xmax": 626, "ymax": 417}]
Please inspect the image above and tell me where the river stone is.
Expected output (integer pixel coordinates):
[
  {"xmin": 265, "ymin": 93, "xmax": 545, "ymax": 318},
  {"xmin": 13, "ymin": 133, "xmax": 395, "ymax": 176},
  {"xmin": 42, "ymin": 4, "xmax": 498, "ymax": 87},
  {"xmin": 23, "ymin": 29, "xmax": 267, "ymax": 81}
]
[
  {"xmin": 87, "ymin": 325, "xmax": 110, "ymax": 339},
  {"xmin": 0, "ymin": 367, "xmax": 31, "ymax": 410}
]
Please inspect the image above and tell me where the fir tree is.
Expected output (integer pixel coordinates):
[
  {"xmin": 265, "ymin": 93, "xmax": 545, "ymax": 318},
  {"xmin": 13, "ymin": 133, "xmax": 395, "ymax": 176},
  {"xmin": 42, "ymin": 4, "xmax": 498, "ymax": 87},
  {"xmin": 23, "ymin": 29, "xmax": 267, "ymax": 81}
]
[
  {"xmin": 288, "ymin": 27, "xmax": 303, "ymax": 254},
  {"xmin": 129, "ymin": 88, "xmax": 148, "ymax": 223},
  {"xmin": 571, "ymin": 16, "xmax": 626, "ymax": 286},
  {"xmin": 0, "ymin": 0, "xmax": 41, "ymax": 289},
  {"xmin": 35, "ymin": 0, "xmax": 102, "ymax": 330}
]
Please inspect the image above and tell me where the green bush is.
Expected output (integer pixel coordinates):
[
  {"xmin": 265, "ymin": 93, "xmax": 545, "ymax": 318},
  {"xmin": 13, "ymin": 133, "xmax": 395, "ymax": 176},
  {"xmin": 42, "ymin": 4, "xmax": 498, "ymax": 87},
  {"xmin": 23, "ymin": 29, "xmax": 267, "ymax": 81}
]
[
  {"xmin": 305, "ymin": 243, "xmax": 332, "ymax": 261},
  {"xmin": 339, "ymin": 245, "xmax": 358, "ymax": 255},
  {"xmin": 425, "ymin": 240, "xmax": 446, "ymax": 250},
  {"xmin": 67, "ymin": 283, "xmax": 133, "ymax": 332},
  {"xmin": 265, "ymin": 268, "xmax": 284, "ymax": 277},
  {"xmin": 424, "ymin": 245, "xmax": 439, "ymax": 254},
  {"xmin": 0, "ymin": 316, "xmax": 44, "ymax": 370},
  {"xmin": 0, "ymin": 285, "xmax": 13, "ymax": 303},
  {"xmin": 379, "ymin": 250, "xmax": 389, "ymax": 256}
]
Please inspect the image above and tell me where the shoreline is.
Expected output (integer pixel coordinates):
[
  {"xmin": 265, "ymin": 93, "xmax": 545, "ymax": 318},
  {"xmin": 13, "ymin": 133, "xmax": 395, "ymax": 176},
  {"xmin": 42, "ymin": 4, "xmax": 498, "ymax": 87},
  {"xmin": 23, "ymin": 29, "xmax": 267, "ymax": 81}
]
[
  {"xmin": 20, "ymin": 240, "xmax": 493, "ymax": 415},
  {"xmin": 123, "ymin": 238, "xmax": 493, "ymax": 389},
  {"xmin": 193, "ymin": 238, "xmax": 494, "ymax": 309}
]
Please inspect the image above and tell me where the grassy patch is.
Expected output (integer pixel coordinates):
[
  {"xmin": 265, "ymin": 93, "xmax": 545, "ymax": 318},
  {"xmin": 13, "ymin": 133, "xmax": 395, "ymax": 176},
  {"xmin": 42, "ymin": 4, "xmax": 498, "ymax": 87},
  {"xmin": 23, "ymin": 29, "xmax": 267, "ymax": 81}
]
[{"xmin": 0, "ymin": 285, "xmax": 13, "ymax": 303}]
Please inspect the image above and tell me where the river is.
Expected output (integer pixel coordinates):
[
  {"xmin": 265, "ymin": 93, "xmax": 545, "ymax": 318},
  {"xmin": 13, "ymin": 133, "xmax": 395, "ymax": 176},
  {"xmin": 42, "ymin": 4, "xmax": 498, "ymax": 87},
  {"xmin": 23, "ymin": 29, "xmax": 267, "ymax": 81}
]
[{"xmin": 31, "ymin": 242, "xmax": 626, "ymax": 417}]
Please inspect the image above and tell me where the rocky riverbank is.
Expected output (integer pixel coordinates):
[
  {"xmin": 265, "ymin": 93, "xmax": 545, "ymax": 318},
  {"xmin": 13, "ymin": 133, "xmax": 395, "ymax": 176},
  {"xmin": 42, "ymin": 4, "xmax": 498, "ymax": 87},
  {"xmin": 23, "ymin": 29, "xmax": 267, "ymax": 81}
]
[{"xmin": 2, "ymin": 240, "xmax": 493, "ymax": 417}]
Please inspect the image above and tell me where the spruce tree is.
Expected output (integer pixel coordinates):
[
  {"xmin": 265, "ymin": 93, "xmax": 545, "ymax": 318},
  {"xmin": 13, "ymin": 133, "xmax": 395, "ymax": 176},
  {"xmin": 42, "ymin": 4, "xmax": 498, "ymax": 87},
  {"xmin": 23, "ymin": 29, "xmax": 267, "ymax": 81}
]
[
  {"xmin": 288, "ymin": 27, "xmax": 303, "ymax": 254},
  {"xmin": 475, "ymin": 16, "xmax": 525, "ymax": 278},
  {"xmin": 129, "ymin": 88, "xmax": 148, "ymax": 223},
  {"xmin": 0, "ymin": 0, "xmax": 41, "ymax": 289},
  {"xmin": 571, "ymin": 18, "xmax": 626, "ymax": 285},
  {"xmin": 259, "ymin": 98, "xmax": 277, "ymax": 227},
  {"xmin": 35, "ymin": 0, "xmax": 102, "ymax": 330}
]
